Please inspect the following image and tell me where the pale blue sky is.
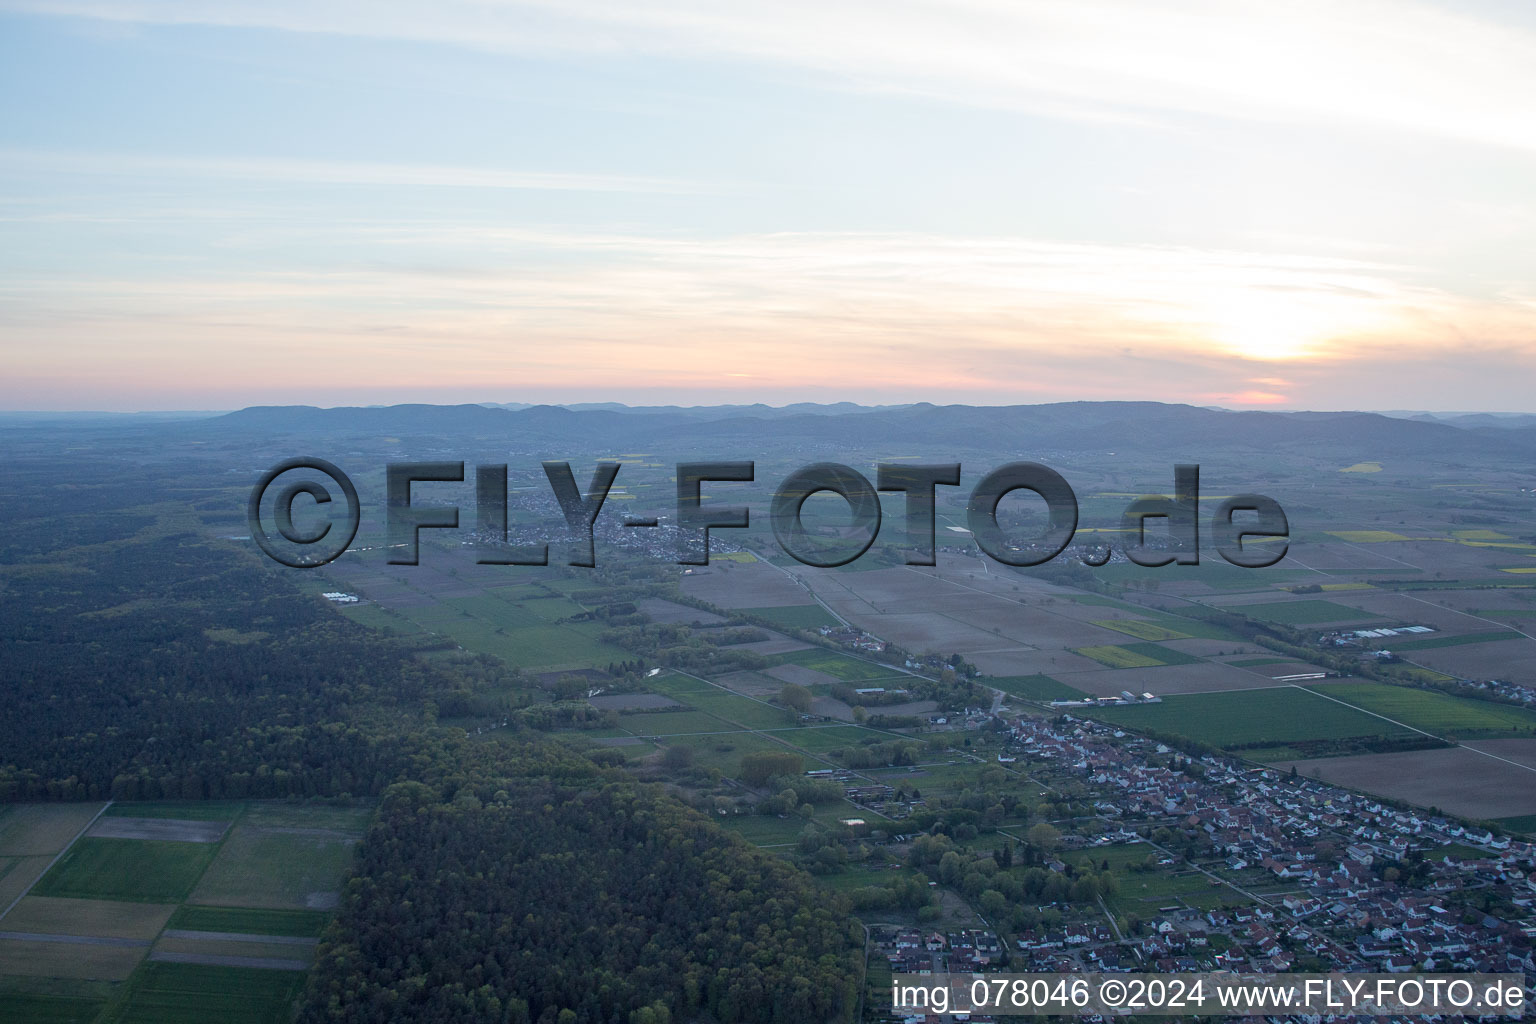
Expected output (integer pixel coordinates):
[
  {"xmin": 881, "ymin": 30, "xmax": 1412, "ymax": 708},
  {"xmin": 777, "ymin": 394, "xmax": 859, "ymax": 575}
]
[{"xmin": 2, "ymin": 1, "xmax": 1534, "ymax": 410}]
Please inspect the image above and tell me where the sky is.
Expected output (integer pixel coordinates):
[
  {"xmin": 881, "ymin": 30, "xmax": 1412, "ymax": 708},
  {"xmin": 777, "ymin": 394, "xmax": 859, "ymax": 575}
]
[{"xmin": 1, "ymin": 1, "xmax": 1534, "ymax": 412}]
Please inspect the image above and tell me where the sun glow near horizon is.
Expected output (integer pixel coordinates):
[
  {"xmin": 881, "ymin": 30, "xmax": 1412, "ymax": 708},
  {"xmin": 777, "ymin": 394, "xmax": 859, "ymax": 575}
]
[{"xmin": 2, "ymin": 1, "xmax": 1536, "ymax": 410}]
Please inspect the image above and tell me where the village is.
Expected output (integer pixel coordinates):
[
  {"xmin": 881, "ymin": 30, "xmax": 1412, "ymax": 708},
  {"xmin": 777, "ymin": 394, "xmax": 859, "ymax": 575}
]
[{"xmin": 867, "ymin": 707, "xmax": 1536, "ymax": 1021}]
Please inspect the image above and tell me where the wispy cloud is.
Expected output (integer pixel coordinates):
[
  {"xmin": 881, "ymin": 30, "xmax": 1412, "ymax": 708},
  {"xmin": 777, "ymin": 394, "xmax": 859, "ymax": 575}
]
[
  {"xmin": 0, "ymin": 149, "xmax": 721, "ymax": 194},
  {"xmin": 5, "ymin": 227, "xmax": 1533, "ymax": 407},
  {"xmin": 12, "ymin": 0, "xmax": 1536, "ymax": 151}
]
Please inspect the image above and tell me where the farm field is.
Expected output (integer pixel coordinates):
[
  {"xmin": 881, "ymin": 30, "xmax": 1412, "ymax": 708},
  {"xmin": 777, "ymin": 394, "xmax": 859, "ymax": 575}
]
[
  {"xmin": 191, "ymin": 826, "xmax": 358, "ymax": 910},
  {"xmin": 101, "ymin": 802, "xmax": 244, "ymax": 822},
  {"xmin": 1072, "ymin": 643, "xmax": 1202, "ymax": 669},
  {"xmin": 1050, "ymin": 660, "xmax": 1290, "ymax": 697},
  {"xmin": 326, "ymin": 556, "xmax": 632, "ymax": 671},
  {"xmin": 0, "ymin": 938, "xmax": 146, "ymax": 983},
  {"xmin": 2, "ymin": 896, "xmax": 172, "ymax": 940},
  {"xmin": 777, "ymin": 726, "xmax": 888, "ymax": 753},
  {"xmin": 675, "ymin": 689, "xmax": 797, "ymax": 730},
  {"xmin": 106, "ymin": 960, "xmax": 306, "ymax": 1024},
  {"xmin": 0, "ymin": 989, "xmax": 108, "ymax": 1023},
  {"xmin": 767, "ymin": 648, "xmax": 903, "ymax": 682},
  {"xmin": 1308, "ymin": 682, "xmax": 1536, "ymax": 737},
  {"xmin": 1086, "ymin": 688, "xmax": 1415, "ymax": 750},
  {"xmin": 1087, "ymin": 559, "xmax": 1311, "ymax": 593},
  {"xmin": 1394, "ymin": 635, "xmax": 1536, "ymax": 681},
  {"xmin": 618, "ymin": 710, "xmax": 743, "ymax": 736},
  {"xmin": 1091, "ymin": 619, "xmax": 1188, "ymax": 641},
  {"xmin": 1225, "ymin": 599, "xmax": 1384, "ymax": 625},
  {"xmin": 34, "ymin": 839, "xmax": 217, "ymax": 903},
  {"xmin": 742, "ymin": 604, "xmax": 840, "ymax": 630},
  {"xmin": 1463, "ymin": 738, "xmax": 1536, "ymax": 769},
  {"xmin": 651, "ymin": 731, "xmax": 787, "ymax": 776},
  {"xmin": 680, "ymin": 559, "xmax": 817, "ymax": 608},
  {"xmin": 167, "ymin": 905, "xmax": 331, "ymax": 938},
  {"xmin": 1275, "ymin": 743, "xmax": 1536, "ymax": 819},
  {"xmin": 0, "ymin": 804, "xmax": 109, "ymax": 912},
  {"xmin": 1103, "ymin": 612, "xmax": 1242, "ymax": 641},
  {"xmin": 0, "ymin": 804, "xmax": 106, "ymax": 857},
  {"xmin": 1494, "ymin": 813, "xmax": 1536, "ymax": 835},
  {"xmin": 0, "ymin": 800, "xmax": 369, "ymax": 1019},
  {"xmin": 985, "ymin": 674, "xmax": 1086, "ymax": 701},
  {"xmin": 1072, "ymin": 644, "xmax": 1161, "ymax": 669},
  {"xmin": 1385, "ymin": 630, "xmax": 1520, "ymax": 651}
]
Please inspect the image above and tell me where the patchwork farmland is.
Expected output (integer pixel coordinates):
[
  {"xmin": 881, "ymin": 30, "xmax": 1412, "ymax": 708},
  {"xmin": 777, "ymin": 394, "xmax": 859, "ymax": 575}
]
[{"xmin": 0, "ymin": 799, "xmax": 369, "ymax": 1024}]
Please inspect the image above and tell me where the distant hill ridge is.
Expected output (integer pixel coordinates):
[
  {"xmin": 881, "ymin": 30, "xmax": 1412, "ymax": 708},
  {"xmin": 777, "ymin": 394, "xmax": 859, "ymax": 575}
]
[{"xmin": 202, "ymin": 400, "xmax": 1536, "ymax": 461}]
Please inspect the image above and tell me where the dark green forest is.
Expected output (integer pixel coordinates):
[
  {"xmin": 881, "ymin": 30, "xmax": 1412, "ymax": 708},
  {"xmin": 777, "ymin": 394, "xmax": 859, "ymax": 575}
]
[
  {"xmin": 0, "ymin": 454, "xmax": 861, "ymax": 1023},
  {"xmin": 303, "ymin": 749, "xmax": 859, "ymax": 1024}
]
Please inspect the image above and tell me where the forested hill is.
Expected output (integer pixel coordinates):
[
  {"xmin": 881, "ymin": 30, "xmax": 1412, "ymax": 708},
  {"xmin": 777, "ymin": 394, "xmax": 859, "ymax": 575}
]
[
  {"xmin": 188, "ymin": 400, "xmax": 1536, "ymax": 462},
  {"xmin": 302, "ymin": 745, "xmax": 861, "ymax": 1024}
]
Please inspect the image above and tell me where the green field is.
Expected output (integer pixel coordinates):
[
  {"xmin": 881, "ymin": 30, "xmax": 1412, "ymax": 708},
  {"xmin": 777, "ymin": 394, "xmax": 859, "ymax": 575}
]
[
  {"xmin": 656, "ymin": 731, "xmax": 786, "ymax": 775},
  {"xmin": 986, "ymin": 674, "xmax": 1086, "ymax": 701},
  {"xmin": 0, "ymin": 801, "xmax": 363, "ymax": 1018},
  {"xmin": 1087, "ymin": 688, "xmax": 1415, "ymax": 749},
  {"xmin": 1073, "ymin": 643, "xmax": 1202, "ymax": 669},
  {"xmin": 644, "ymin": 673, "xmax": 714, "ymax": 698},
  {"xmin": 1092, "ymin": 619, "xmax": 1188, "ymax": 641},
  {"xmin": 238, "ymin": 802, "xmax": 374, "ymax": 832},
  {"xmin": 717, "ymin": 814, "xmax": 809, "ymax": 846},
  {"xmin": 386, "ymin": 596, "xmax": 631, "ymax": 670},
  {"xmin": 35, "ymin": 839, "xmax": 216, "ymax": 903},
  {"xmin": 812, "ymin": 865, "xmax": 915, "ymax": 892},
  {"xmin": 1309, "ymin": 682, "xmax": 1536, "ymax": 736},
  {"xmin": 1107, "ymin": 869, "xmax": 1229, "ymax": 913},
  {"xmin": 1494, "ymin": 814, "xmax": 1536, "ymax": 835},
  {"xmin": 0, "ymin": 993, "xmax": 105, "ymax": 1023},
  {"xmin": 1326, "ymin": 529, "xmax": 1409, "ymax": 541},
  {"xmin": 335, "ymin": 603, "xmax": 415, "ymax": 635},
  {"xmin": 1229, "ymin": 657, "xmax": 1289, "ymax": 667},
  {"xmin": 440, "ymin": 594, "xmax": 547, "ymax": 628},
  {"xmin": 1384, "ymin": 630, "xmax": 1521, "ymax": 651},
  {"xmin": 518, "ymin": 594, "xmax": 592, "ymax": 622},
  {"xmin": 680, "ymin": 689, "xmax": 797, "ymax": 729},
  {"xmin": 742, "ymin": 605, "xmax": 840, "ymax": 630},
  {"xmin": 102, "ymin": 802, "xmax": 242, "ymax": 821},
  {"xmin": 778, "ymin": 726, "xmax": 887, "ymax": 753},
  {"xmin": 1073, "ymin": 645, "xmax": 1162, "ymax": 669},
  {"xmin": 1089, "ymin": 560, "xmax": 1310, "ymax": 593},
  {"xmin": 618, "ymin": 710, "xmax": 743, "ymax": 735},
  {"xmin": 1227, "ymin": 599, "xmax": 1380, "ymax": 625},
  {"xmin": 106, "ymin": 961, "xmax": 304, "ymax": 1024},
  {"xmin": 768, "ymin": 648, "xmax": 902, "ymax": 682},
  {"xmin": 191, "ymin": 827, "xmax": 357, "ymax": 910},
  {"xmin": 166, "ymin": 905, "xmax": 332, "ymax": 938}
]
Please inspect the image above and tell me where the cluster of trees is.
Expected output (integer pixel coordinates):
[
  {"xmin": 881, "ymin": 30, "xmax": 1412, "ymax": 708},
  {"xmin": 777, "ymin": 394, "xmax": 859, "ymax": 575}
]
[
  {"xmin": 301, "ymin": 745, "xmax": 861, "ymax": 1024},
  {"xmin": 739, "ymin": 751, "xmax": 803, "ymax": 788},
  {"xmin": 828, "ymin": 739, "xmax": 927, "ymax": 770},
  {"xmin": 512, "ymin": 702, "xmax": 620, "ymax": 732},
  {"xmin": 599, "ymin": 623, "xmax": 769, "ymax": 675},
  {"xmin": 0, "ymin": 530, "xmax": 513, "ymax": 801},
  {"xmin": 829, "ymin": 672, "xmax": 984, "ymax": 713}
]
